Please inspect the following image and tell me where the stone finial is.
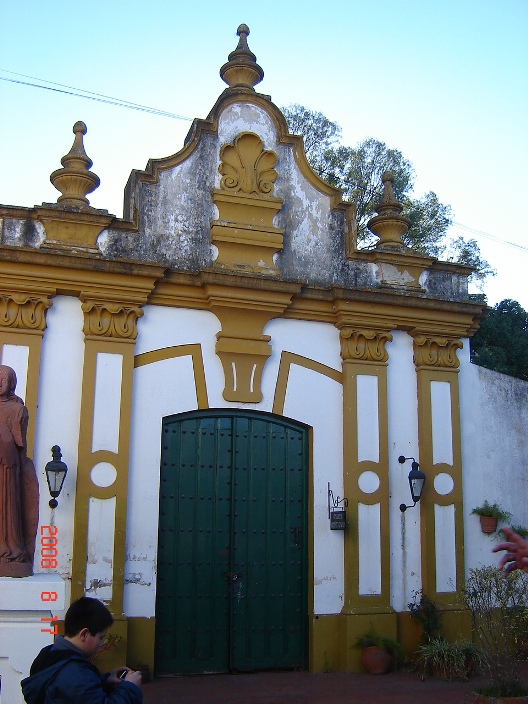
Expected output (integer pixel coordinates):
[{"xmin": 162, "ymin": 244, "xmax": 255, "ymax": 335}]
[
  {"xmin": 220, "ymin": 24, "xmax": 264, "ymax": 90},
  {"xmin": 367, "ymin": 171, "xmax": 411, "ymax": 248},
  {"xmin": 50, "ymin": 121, "xmax": 100, "ymax": 207}
]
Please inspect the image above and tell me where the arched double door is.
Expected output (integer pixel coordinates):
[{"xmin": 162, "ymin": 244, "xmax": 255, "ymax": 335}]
[{"xmin": 155, "ymin": 410, "xmax": 309, "ymax": 674}]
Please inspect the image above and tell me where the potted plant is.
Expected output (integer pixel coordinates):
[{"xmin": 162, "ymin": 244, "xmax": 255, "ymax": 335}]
[
  {"xmin": 464, "ymin": 565, "xmax": 528, "ymax": 702},
  {"xmin": 471, "ymin": 501, "xmax": 511, "ymax": 534},
  {"xmin": 354, "ymin": 626, "xmax": 403, "ymax": 674},
  {"xmin": 415, "ymin": 637, "xmax": 484, "ymax": 681}
]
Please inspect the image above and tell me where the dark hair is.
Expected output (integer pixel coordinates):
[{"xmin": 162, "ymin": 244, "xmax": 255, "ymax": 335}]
[{"xmin": 64, "ymin": 597, "xmax": 113, "ymax": 637}]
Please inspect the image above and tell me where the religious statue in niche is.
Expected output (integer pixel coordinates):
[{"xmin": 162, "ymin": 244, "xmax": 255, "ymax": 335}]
[{"xmin": 0, "ymin": 365, "xmax": 39, "ymax": 577}]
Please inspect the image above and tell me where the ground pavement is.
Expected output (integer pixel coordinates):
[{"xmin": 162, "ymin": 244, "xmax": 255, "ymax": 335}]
[{"xmin": 141, "ymin": 662, "xmax": 528, "ymax": 704}]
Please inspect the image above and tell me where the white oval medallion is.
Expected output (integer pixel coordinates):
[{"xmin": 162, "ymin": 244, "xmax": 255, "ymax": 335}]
[
  {"xmin": 434, "ymin": 472, "xmax": 454, "ymax": 496},
  {"xmin": 90, "ymin": 462, "xmax": 117, "ymax": 488},
  {"xmin": 358, "ymin": 471, "xmax": 380, "ymax": 494}
]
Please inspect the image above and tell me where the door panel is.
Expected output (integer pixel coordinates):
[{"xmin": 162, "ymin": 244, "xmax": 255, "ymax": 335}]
[{"xmin": 155, "ymin": 411, "xmax": 307, "ymax": 674}]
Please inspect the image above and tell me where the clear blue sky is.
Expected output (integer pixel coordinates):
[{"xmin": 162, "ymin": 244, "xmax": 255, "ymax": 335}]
[{"xmin": 1, "ymin": 0, "xmax": 527, "ymax": 309}]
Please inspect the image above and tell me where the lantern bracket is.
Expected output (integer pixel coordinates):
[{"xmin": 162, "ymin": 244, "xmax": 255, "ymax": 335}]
[{"xmin": 398, "ymin": 455, "xmax": 426, "ymax": 512}]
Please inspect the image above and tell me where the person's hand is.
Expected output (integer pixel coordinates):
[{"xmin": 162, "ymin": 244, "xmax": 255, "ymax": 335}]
[
  {"xmin": 492, "ymin": 527, "xmax": 528, "ymax": 575},
  {"xmin": 122, "ymin": 670, "xmax": 142, "ymax": 687},
  {"xmin": 107, "ymin": 667, "xmax": 133, "ymax": 685}
]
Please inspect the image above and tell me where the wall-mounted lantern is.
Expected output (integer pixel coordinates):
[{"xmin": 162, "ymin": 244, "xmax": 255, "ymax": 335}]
[
  {"xmin": 45, "ymin": 445, "xmax": 68, "ymax": 509},
  {"xmin": 398, "ymin": 455, "xmax": 426, "ymax": 512},
  {"xmin": 328, "ymin": 482, "xmax": 348, "ymax": 530}
]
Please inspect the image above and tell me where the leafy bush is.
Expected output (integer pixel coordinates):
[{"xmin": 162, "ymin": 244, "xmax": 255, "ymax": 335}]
[
  {"xmin": 464, "ymin": 565, "xmax": 528, "ymax": 696},
  {"xmin": 408, "ymin": 590, "xmax": 442, "ymax": 644},
  {"xmin": 415, "ymin": 637, "xmax": 485, "ymax": 681}
]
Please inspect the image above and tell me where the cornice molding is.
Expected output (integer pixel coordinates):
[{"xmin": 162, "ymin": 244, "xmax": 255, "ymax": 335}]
[
  {"xmin": 0, "ymin": 246, "xmax": 487, "ymax": 342},
  {"xmin": 0, "ymin": 245, "xmax": 165, "ymax": 303}
]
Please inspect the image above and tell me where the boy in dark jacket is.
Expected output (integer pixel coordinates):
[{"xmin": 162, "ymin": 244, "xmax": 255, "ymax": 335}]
[{"xmin": 21, "ymin": 596, "xmax": 142, "ymax": 704}]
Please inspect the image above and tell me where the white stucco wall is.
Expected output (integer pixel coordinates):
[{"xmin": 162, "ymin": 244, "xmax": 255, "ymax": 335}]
[
  {"xmin": 32, "ymin": 296, "xmax": 85, "ymax": 606},
  {"xmin": 12, "ymin": 294, "xmax": 527, "ymax": 624},
  {"xmin": 124, "ymin": 310, "xmax": 345, "ymax": 617},
  {"xmin": 387, "ymin": 331, "xmax": 421, "ymax": 612},
  {"xmin": 459, "ymin": 343, "xmax": 528, "ymax": 573}
]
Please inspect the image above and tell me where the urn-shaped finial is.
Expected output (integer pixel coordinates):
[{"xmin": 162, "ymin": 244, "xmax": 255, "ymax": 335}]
[
  {"xmin": 220, "ymin": 24, "xmax": 264, "ymax": 90},
  {"xmin": 367, "ymin": 171, "xmax": 411, "ymax": 247},
  {"xmin": 50, "ymin": 121, "xmax": 100, "ymax": 207}
]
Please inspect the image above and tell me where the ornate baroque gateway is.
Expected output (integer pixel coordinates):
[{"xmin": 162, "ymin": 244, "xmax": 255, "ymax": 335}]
[{"xmin": 2, "ymin": 24, "xmax": 524, "ymax": 704}]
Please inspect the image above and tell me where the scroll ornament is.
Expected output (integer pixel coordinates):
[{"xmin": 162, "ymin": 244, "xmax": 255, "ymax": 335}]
[
  {"xmin": 413, "ymin": 335, "xmax": 462, "ymax": 369},
  {"xmin": 82, "ymin": 301, "xmax": 144, "ymax": 340},
  {"xmin": 340, "ymin": 329, "xmax": 393, "ymax": 363},
  {"xmin": 0, "ymin": 293, "xmax": 51, "ymax": 331},
  {"xmin": 219, "ymin": 132, "xmax": 278, "ymax": 196}
]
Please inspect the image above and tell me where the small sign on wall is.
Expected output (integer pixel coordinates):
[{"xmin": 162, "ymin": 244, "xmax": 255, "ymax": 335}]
[
  {"xmin": 330, "ymin": 509, "xmax": 346, "ymax": 531},
  {"xmin": 328, "ymin": 482, "xmax": 348, "ymax": 530}
]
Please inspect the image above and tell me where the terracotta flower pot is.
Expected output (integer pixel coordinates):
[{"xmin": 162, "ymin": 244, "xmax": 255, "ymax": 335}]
[
  {"xmin": 361, "ymin": 646, "xmax": 392, "ymax": 674},
  {"xmin": 479, "ymin": 516, "xmax": 498, "ymax": 534}
]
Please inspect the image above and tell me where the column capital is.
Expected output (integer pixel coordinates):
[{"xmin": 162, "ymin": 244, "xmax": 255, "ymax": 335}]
[
  {"xmin": 80, "ymin": 298, "xmax": 143, "ymax": 341},
  {"xmin": 0, "ymin": 291, "xmax": 52, "ymax": 332},
  {"xmin": 411, "ymin": 333, "xmax": 463, "ymax": 370},
  {"xmin": 339, "ymin": 327, "xmax": 393, "ymax": 363}
]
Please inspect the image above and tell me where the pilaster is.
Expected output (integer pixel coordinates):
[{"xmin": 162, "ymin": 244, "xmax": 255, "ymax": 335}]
[
  {"xmin": 338, "ymin": 324, "xmax": 393, "ymax": 614},
  {"xmin": 70, "ymin": 274, "xmax": 160, "ymax": 618},
  {"xmin": 411, "ymin": 331, "xmax": 465, "ymax": 604}
]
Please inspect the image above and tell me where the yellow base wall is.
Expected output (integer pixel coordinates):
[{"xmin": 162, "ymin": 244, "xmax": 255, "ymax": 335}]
[
  {"xmin": 92, "ymin": 617, "xmax": 128, "ymax": 674},
  {"xmin": 126, "ymin": 617, "xmax": 156, "ymax": 677},
  {"xmin": 311, "ymin": 607, "xmax": 472, "ymax": 672},
  {"xmin": 310, "ymin": 611, "xmax": 398, "ymax": 673},
  {"xmin": 397, "ymin": 607, "xmax": 473, "ymax": 661},
  {"xmin": 122, "ymin": 608, "xmax": 472, "ymax": 676}
]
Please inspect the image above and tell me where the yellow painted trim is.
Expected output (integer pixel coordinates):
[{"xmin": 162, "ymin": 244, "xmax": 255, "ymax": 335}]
[
  {"xmin": 36, "ymin": 206, "xmax": 113, "ymax": 255},
  {"xmin": 0, "ymin": 248, "xmax": 485, "ymax": 340},
  {"xmin": 413, "ymin": 336, "xmax": 465, "ymax": 606},
  {"xmin": 272, "ymin": 351, "xmax": 342, "ymax": 416},
  {"xmin": 341, "ymin": 361, "xmax": 391, "ymax": 614},
  {"xmin": 337, "ymin": 323, "xmax": 392, "ymax": 614},
  {"xmin": 71, "ymin": 336, "xmax": 136, "ymax": 615},
  {"xmin": 205, "ymin": 281, "xmax": 299, "ymax": 402},
  {"xmin": 134, "ymin": 344, "xmax": 209, "ymax": 410}
]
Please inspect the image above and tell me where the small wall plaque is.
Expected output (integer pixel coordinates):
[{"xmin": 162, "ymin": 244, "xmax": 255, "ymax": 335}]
[{"xmin": 330, "ymin": 509, "xmax": 346, "ymax": 531}]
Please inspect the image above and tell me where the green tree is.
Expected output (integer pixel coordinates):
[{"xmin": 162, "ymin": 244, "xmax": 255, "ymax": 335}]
[
  {"xmin": 282, "ymin": 104, "xmax": 493, "ymax": 285},
  {"xmin": 470, "ymin": 299, "xmax": 528, "ymax": 381}
]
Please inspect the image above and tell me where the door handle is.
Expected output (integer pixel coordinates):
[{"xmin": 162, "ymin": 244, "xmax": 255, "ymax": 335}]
[{"xmin": 291, "ymin": 526, "xmax": 302, "ymax": 546}]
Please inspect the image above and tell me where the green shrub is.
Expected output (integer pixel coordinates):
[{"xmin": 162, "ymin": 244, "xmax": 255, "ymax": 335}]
[
  {"xmin": 408, "ymin": 590, "xmax": 442, "ymax": 644},
  {"xmin": 415, "ymin": 637, "xmax": 485, "ymax": 681},
  {"xmin": 464, "ymin": 565, "xmax": 528, "ymax": 696}
]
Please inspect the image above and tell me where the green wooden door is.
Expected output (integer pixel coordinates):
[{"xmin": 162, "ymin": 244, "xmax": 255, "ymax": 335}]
[{"xmin": 155, "ymin": 411, "xmax": 308, "ymax": 674}]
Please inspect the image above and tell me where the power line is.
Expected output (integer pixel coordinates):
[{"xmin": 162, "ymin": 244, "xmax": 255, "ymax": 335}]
[
  {"xmin": 0, "ymin": 69, "xmax": 193, "ymax": 121},
  {"xmin": 451, "ymin": 221, "xmax": 528, "ymax": 253}
]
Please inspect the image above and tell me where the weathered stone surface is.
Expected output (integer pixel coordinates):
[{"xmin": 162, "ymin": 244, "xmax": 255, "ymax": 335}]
[{"xmin": 0, "ymin": 218, "xmax": 45, "ymax": 248}]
